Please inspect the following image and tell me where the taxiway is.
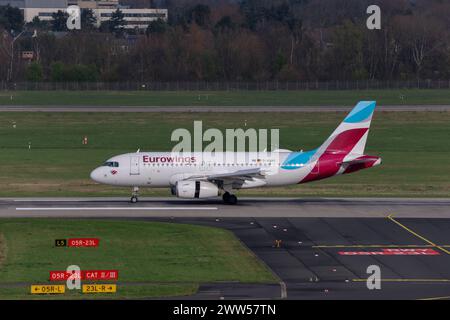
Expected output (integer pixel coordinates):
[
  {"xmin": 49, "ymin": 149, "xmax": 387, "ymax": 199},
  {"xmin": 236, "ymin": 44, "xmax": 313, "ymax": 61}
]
[{"xmin": 1, "ymin": 197, "xmax": 450, "ymax": 299}]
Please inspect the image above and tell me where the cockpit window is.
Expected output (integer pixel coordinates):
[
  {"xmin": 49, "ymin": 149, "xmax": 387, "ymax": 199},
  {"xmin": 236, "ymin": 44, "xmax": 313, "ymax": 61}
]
[{"xmin": 103, "ymin": 161, "xmax": 119, "ymax": 167}]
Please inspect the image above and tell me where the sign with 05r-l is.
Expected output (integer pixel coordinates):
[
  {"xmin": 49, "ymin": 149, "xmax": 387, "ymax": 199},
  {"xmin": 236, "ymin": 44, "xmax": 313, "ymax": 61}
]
[{"xmin": 31, "ymin": 285, "xmax": 65, "ymax": 294}]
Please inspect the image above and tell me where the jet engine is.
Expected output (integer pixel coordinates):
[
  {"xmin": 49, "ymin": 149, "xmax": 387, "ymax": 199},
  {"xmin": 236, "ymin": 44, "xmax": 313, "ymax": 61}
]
[{"xmin": 174, "ymin": 181, "xmax": 219, "ymax": 199}]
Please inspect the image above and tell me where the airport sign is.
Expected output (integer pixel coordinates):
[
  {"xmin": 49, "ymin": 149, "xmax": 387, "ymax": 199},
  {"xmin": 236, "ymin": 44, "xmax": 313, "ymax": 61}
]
[
  {"xmin": 31, "ymin": 285, "xmax": 65, "ymax": 295},
  {"xmin": 68, "ymin": 238, "xmax": 100, "ymax": 247},
  {"xmin": 50, "ymin": 270, "xmax": 118, "ymax": 281},
  {"xmin": 339, "ymin": 248, "xmax": 440, "ymax": 256},
  {"xmin": 82, "ymin": 284, "xmax": 117, "ymax": 294},
  {"xmin": 55, "ymin": 239, "xmax": 67, "ymax": 247}
]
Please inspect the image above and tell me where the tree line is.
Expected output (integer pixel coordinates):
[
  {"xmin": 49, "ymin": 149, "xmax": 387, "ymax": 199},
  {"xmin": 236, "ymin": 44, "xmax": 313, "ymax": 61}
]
[{"xmin": 0, "ymin": 0, "xmax": 449, "ymax": 83}]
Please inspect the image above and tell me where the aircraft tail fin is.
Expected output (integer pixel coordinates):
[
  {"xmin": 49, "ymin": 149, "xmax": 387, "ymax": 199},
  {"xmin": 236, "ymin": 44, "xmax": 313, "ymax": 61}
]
[{"xmin": 318, "ymin": 101, "xmax": 376, "ymax": 156}]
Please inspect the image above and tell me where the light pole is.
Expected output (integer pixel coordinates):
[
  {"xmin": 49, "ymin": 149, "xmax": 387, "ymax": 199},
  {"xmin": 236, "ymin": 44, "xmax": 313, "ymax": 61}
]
[{"xmin": 7, "ymin": 29, "xmax": 25, "ymax": 82}]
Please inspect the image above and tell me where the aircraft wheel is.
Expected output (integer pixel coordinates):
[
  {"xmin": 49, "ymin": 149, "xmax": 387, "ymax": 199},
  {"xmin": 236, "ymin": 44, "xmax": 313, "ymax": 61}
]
[
  {"xmin": 228, "ymin": 195, "xmax": 238, "ymax": 205},
  {"xmin": 222, "ymin": 192, "xmax": 231, "ymax": 203},
  {"xmin": 130, "ymin": 186, "xmax": 139, "ymax": 204}
]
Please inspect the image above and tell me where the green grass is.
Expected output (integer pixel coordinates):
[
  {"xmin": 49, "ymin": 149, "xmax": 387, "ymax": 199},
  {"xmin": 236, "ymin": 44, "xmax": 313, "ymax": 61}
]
[
  {"xmin": 0, "ymin": 111, "xmax": 449, "ymax": 197},
  {"xmin": 0, "ymin": 219, "xmax": 276, "ymax": 299},
  {"xmin": 1, "ymin": 89, "xmax": 450, "ymax": 106},
  {"xmin": 0, "ymin": 284, "xmax": 198, "ymax": 300}
]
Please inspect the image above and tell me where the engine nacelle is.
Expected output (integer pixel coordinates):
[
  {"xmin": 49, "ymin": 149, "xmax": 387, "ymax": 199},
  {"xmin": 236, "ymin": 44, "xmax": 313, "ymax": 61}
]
[{"xmin": 175, "ymin": 181, "xmax": 219, "ymax": 199}]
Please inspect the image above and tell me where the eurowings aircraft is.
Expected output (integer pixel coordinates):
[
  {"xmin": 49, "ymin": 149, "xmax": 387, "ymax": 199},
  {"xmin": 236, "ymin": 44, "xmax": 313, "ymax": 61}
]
[{"xmin": 90, "ymin": 101, "xmax": 381, "ymax": 204}]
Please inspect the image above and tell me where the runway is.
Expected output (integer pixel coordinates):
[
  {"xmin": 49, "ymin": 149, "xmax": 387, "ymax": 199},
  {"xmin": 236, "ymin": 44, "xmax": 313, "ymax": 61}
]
[
  {"xmin": 1, "ymin": 105, "xmax": 449, "ymax": 113},
  {"xmin": 2, "ymin": 197, "xmax": 450, "ymax": 299},
  {"xmin": 2, "ymin": 197, "xmax": 450, "ymax": 218}
]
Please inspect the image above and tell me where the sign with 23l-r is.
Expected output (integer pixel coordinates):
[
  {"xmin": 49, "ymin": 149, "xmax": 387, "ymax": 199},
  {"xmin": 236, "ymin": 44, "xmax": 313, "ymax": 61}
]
[{"xmin": 82, "ymin": 284, "xmax": 117, "ymax": 294}]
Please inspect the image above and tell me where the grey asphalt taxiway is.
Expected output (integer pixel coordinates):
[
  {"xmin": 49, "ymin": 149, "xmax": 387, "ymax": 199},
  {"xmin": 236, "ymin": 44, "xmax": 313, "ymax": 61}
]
[
  {"xmin": 1, "ymin": 105, "xmax": 450, "ymax": 113},
  {"xmin": 2, "ymin": 197, "xmax": 450, "ymax": 300}
]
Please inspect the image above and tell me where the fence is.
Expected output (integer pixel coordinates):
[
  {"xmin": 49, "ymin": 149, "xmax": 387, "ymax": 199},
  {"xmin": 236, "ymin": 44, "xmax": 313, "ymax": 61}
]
[{"xmin": 1, "ymin": 80, "xmax": 450, "ymax": 91}]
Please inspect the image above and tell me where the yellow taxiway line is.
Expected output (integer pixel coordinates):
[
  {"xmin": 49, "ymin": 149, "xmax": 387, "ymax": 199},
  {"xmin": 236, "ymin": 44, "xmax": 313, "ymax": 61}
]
[
  {"xmin": 312, "ymin": 214, "xmax": 450, "ymax": 251},
  {"xmin": 387, "ymin": 214, "xmax": 450, "ymax": 255},
  {"xmin": 419, "ymin": 296, "xmax": 450, "ymax": 301}
]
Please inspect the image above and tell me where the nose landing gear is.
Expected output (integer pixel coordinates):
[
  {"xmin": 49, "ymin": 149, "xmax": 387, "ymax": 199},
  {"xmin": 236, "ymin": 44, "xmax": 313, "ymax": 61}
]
[
  {"xmin": 222, "ymin": 192, "xmax": 237, "ymax": 205},
  {"xmin": 130, "ymin": 186, "xmax": 139, "ymax": 203}
]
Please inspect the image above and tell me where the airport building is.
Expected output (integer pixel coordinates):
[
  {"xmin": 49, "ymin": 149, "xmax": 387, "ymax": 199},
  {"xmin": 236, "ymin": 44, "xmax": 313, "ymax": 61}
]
[
  {"xmin": 68, "ymin": 0, "xmax": 119, "ymax": 9},
  {"xmin": 0, "ymin": 0, "xmax": 168, "ymax": 29},
  {"xmin": 0, "ymin": 0, "xmax": 68, "ymax": 22}
]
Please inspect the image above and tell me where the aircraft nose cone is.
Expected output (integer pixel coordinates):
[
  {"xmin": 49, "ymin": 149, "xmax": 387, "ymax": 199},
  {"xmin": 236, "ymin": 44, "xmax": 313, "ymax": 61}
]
[{"xmin": 90, "ymin": 168, "xmax": 102, "ymax": 182}]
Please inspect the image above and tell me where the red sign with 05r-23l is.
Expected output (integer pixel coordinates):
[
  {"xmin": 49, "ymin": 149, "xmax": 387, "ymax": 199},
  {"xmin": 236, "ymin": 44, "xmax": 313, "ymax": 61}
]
[
  {"xmin": 49, "ymin": 270, "xmax": 118, "ymax": 281},
  {"xmin": 68, "ymin": 238, "xmax": 99, "ymax": 247}
]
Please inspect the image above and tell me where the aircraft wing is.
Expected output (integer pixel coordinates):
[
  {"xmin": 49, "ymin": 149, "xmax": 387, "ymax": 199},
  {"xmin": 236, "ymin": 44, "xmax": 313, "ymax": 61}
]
[
  {"xmin": 180, "ymin": 168, "xmax": 264, "ymax": 185},
  {"xmin": 206, "ymin": 168, "xmax": 264, "ymax": 182}
]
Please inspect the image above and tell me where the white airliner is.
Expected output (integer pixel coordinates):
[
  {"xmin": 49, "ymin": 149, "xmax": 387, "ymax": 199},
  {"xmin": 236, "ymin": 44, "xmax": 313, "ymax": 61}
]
[{"xmin": 90, "ymin": 101, "xmax": 381, "ymax": 204}]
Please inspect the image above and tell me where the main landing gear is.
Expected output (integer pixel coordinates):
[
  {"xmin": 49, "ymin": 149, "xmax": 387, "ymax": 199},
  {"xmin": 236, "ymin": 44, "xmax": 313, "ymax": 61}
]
[
  {"xmin": 130, "ymin": 186, "xmax": 139, "ymax": 203},
  {"xmin": 222, "ymin": 192, "xmax": 237, "ymax": 205}
]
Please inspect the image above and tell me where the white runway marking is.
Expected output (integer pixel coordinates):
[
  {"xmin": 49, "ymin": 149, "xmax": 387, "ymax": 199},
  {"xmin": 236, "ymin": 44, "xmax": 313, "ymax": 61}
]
[
  {"xmin": 16, "ymin": 207, "xmax": 218, "ymax": 211},
  {"xmin": 14, "ymin": 199, "xmax": 95, "ymax": 202}
]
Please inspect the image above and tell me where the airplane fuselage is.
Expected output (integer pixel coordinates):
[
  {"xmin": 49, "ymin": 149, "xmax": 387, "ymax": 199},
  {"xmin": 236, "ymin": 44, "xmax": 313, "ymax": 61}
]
[{"xmin": 90, "ymin": 151, "xmax": 381, "ymax": 188}]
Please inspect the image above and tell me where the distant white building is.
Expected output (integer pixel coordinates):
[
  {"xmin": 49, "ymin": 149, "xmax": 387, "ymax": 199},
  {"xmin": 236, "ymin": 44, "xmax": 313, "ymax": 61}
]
[
  {"xmin": 95, "ymin": 8, "xmax": 167, "ymax": 29},
  {"xmin": 68, "ymin": 0, "xmax": 118, "ymax": 9},
  {"xmin": 20, "ymin": 0, "xmax": 68, "ymax": 23},
  {"xmin": 0, "ymin": 0, "xmax": 66, "ymax": 23},
  {"xmin": 0, "ymin": 0, "xmax": 25, "ymax": 7},
  {"xmin": 1, "ymin": 0, "xmax": 168, "ymax": 29}
]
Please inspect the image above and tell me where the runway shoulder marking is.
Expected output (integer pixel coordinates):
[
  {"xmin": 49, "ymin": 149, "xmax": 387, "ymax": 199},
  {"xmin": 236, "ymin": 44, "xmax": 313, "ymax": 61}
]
[
  {"xmin": 387, "ymin": 214, "xmax": 450, "ymax": 255},
  {"xmin": 15, "ymin": 207, "xmax": 218, "ymax": 211},
  {"xmin": 14, "ymin": 199, "xmax": 92, "ymax": 202}
]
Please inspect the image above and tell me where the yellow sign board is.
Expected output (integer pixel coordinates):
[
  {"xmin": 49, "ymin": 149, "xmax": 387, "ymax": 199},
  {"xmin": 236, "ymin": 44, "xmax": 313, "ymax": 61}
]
[
  {"xmin": 31, "ymin": 285, "xmax": 65, "ymax": 294},
  {"xmin": 82, "ymin": 284, "xmax": 117, "ymax": 294}
]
